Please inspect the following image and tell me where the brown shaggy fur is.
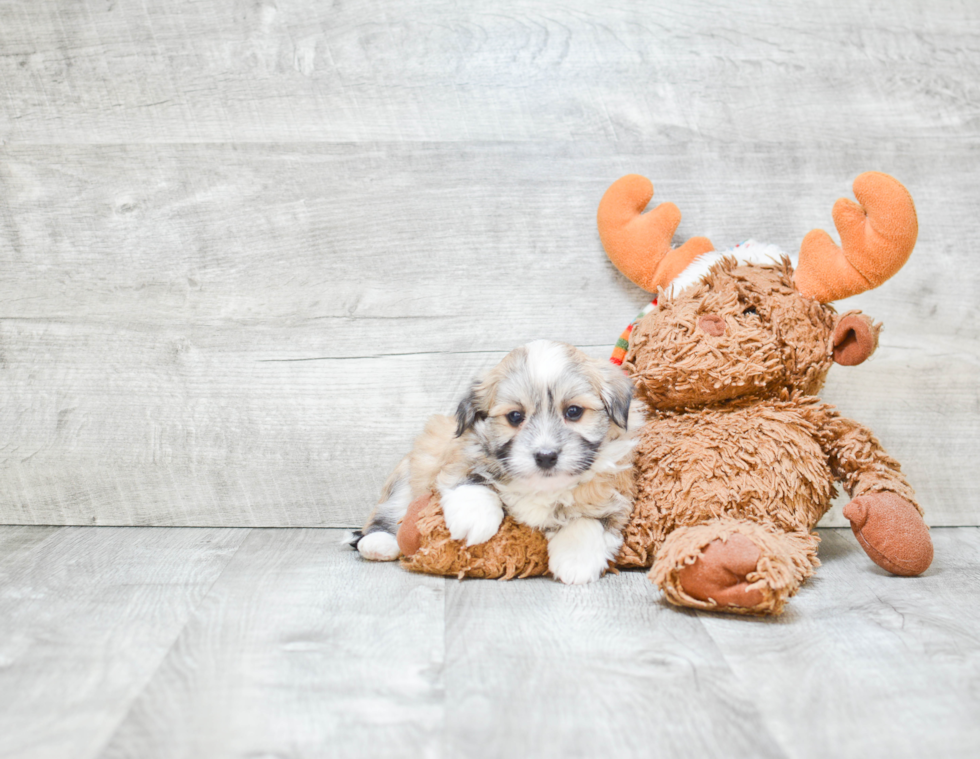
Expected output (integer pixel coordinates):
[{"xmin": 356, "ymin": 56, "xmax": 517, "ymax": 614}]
[
  {"xmin": 400, "ymin": 258, "xmax": 928, "ymax": 614},
  {"xmin": 401, "ymin": 495, "xmax": 550, "ymax": 580}
]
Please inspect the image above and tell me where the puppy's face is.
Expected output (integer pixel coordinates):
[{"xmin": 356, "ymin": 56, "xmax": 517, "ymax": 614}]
[{"xmin": 456, "ymin": 340, "xmax": 633, "ymax": 492}]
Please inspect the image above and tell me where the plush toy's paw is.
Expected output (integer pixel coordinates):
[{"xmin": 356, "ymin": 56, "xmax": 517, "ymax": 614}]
[
  {"xmin": 843, "ymin": 492, "xmax": 933, "ymax": 576},
  {"xmin": 396, "ymin": 494, "xmax": 431, "ymax": 557},
  {"xmin": 676, "ymin": 534, "xmax": 765, "ymax": 608},
  {"xmin": 547, "ymin": 518, "xmax": 619, "ymax": 585},
  {"xmin": 441, "ymin": 484, "xmax": 505, "ymax": 547},
  {"xmin": 356, "ymin": 531, "xmax": 401, "ymax": 562},
  {"xmin": 652, "ymin": 520, "xmax": 820, "ymax": 615}
]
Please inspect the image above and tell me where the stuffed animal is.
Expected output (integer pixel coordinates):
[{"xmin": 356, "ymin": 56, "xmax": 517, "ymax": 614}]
[{"xmin": 396, "ymin": 171, "xmax": 933, "ymax": 615}]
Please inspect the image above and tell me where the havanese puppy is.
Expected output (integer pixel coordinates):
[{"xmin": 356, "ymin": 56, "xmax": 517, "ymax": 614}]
[{"xmin": 352, "ymin": 340, "xmax": 643, "ymax": 584}]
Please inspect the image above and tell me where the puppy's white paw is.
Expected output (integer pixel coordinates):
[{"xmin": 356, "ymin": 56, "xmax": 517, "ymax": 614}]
[
  {"xmin": 357, "ymin": 531, "xmax": 401, "ymax": 562},
  {"xmin": 441, "ymin": 484, "xmax": 505, "ymax": 547},
  {"xmin": 547, "ymin": 518, "xmax": 619, "ymax": 585}
]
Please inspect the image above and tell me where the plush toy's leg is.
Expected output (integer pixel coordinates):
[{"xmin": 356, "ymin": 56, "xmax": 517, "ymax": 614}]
[
  {"xmin": 650, "ymin": 519, "xmax": 820, "ymax": 616},
  {"xmin": 399, "ymin": 495, "xmax": 552, "ymax": 580},
  {"xmin": 843, "ymin": 492, "xmax": 933, "ymax": 576}
]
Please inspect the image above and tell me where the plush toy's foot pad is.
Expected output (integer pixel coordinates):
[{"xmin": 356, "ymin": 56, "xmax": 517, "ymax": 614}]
[
  {"xmin": 843, "ymin": 492, "xmax": 933, "ymax": 576},
  {"xmin": 396, "ymin": 494, "xmax": 432, "ymax": 557},
  {"xmin": 676, "ymin": 534, "xmax": 765, "ymax": 608},
  {"xmin": 650, "ymin": 519, "xmax": 821, "ymax": 616}
]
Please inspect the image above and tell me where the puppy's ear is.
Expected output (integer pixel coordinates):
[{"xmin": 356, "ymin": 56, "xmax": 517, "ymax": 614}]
[
  {"xmin": 599, "ymin": 365, "xmax": 633, "ymax": 429},
  {"xmin": 455, "ymin": 383, "xmax": 486, "ymax": 437}
]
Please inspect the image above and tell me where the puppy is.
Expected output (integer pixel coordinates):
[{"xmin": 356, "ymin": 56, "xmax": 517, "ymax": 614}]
[{"xmin": 352, "ymin": 340, "xmax": 643, "ymax": 584}]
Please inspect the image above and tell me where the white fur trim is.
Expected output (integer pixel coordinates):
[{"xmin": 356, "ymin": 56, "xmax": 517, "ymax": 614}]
[{"xmin": 667, "ymin": 240, "xmax": 793, "ymax": 297}]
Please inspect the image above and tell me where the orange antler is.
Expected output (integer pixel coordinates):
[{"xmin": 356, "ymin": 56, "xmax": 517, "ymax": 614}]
[
  {"xmin": 597, "ymin": 175, "xmax": 714, "ymax": 294},
  {"xmin": 795, "ymin": 172, "xmax": 918, "ymax": 302}
]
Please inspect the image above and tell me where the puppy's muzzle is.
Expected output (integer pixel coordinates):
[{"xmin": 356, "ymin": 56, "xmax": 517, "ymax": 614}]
[{"xmin": 534, "ymin": 449, "xmax": 559, "ymax": 470}]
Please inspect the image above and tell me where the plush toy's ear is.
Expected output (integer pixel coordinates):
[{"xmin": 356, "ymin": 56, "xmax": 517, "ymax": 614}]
[{"xmin": 831, "ymin": 311, "xmax": 881, "ymax": 366}]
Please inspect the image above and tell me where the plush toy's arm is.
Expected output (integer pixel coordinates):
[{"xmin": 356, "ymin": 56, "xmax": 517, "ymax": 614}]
[
  {"xmin": 819, "ymin": 413, "xmax": 919, "ymax": 511},
  {"xmin": 810, "ymin": 408, "xmax": 932, "ymax": 576}
]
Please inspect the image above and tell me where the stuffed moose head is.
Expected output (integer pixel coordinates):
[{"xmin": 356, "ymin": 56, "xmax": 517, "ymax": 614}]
[{"xmin": 395, "ymin": 171, "xmax": 933, "ymax": 616}]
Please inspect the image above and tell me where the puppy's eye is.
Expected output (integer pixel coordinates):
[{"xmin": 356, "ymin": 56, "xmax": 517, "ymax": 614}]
[
  {"xmin": 505, "ymin": 410, "xmax": 525, "ymax": 427},
  {"xmin": 742, "ymin": 306, "xmax": 758, "ymax": 316},
  {"xmin": 564, "ymin": 406, "xmax": 584, "ymax": 422}
]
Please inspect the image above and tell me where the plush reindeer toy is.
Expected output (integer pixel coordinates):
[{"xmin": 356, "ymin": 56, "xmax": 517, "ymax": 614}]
[
  {"xmin": 599, "ymin": 171, "xmax": 932, "ymax": 614},
  {"xmin": 395, "ymin": 171, "xmax": 932, "ymax": 617}
]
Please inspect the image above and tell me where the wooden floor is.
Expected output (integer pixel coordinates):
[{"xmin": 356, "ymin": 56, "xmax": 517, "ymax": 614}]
[{"xmin": 0, "ymin": 525, "xmax": 977, "ymax": 759}]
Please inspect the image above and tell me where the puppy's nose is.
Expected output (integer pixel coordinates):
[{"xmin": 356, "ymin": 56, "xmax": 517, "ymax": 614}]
[
  {"xmin": 534, "ymin": 450, "xmax": 559, "ymax": 470},
  {"xmin": 698, "ymin": 313, "xmax": 726, "ymax": 336}
]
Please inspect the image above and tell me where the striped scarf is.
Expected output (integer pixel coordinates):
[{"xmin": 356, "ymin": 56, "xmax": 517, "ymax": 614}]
[{"xmin": 610, "ymin": 299, "xmax": 658, "ymax": 366}]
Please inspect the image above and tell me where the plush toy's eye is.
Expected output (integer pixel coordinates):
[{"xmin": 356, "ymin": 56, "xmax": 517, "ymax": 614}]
[
  {"xmin": 742, "ymin": 306, "xmax": 758, "ymax": 316},
  {"xmin": 506, "ymin": 410, "xmax": 525, "ymax": 427},
  {"xmin": 564, "ymin": 406, "xmax": 584, "ymax": 421}
]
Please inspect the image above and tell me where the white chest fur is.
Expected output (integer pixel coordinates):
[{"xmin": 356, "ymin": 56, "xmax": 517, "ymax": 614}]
[{"xmin": 497, "ymin": 485, "xmax": 577, "ymax": 532}]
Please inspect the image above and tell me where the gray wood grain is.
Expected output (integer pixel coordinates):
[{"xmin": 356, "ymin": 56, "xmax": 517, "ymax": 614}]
[
  {"xmin": 0, "ymin": 141, "xmax": 975, "ymax": 526},
  {"xmin": 2, "ymin": 526, "xmax": 977, "ymax": 758},
  {"xmin": 699, "ymin": 529, "xmax": 980, "ymax": 759},
  {"xmin": 0, "ymin": 525, "xmax": 61, "ymax": 569},
  {"xmin": 1, "ymin": 1, "xmax": 978, "ymax": 528},
  {"xmin": 1, "ymin": 1, "xmax": 977, "ymax": 145},
  {"xmin": 0, "ymin": 526, "xmax": 249, "ymax": 759},
  {"xmin": 97, "ymin": 528, "xmax": 446, "ymax": 759},
  {"xmin": 442, "ymin": 571, "xmax": 787, "ymax": 759}
]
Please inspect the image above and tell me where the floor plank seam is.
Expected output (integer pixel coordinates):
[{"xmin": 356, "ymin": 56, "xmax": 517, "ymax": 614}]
[
  {"xmin": 690, "ymin": 607, "xmax": 795, "ymax": 759},
  {"xmin": 86, "ymin": 527, "xmax": 254, "ymax": 759}
]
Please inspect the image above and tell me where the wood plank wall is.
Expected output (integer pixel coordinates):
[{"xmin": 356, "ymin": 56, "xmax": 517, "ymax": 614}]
[{"xmin": 1, "ymin": 1, "xmax": 977, "ymax": 527}]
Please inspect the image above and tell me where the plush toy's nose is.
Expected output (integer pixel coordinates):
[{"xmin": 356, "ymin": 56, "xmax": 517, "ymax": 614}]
[{"xmin": 698, "ymin": 313, "xmax": 726, "ymax": 336}]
